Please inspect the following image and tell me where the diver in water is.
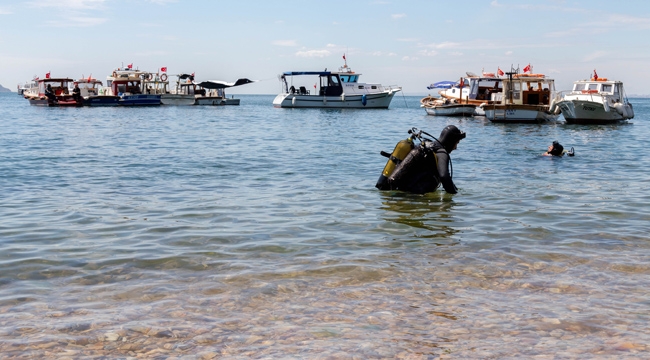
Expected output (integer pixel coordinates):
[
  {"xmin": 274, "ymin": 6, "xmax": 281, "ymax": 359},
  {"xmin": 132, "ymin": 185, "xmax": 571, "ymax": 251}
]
[
  {"xmin": 381, "ymin": 125, "xmax": 466, "ymax": 194},
  {"xmin": 543, "ymin": 141, "xmax": 574, "ymax": 157}
]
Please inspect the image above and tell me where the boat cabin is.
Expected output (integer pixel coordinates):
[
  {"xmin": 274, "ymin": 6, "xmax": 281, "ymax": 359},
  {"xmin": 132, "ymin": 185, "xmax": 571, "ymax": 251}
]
[
  {"xmin": 280, "ymin": 66, "xmax": 385, "ymax": 97},
  {"xmin": 74, "ymin": 79, "xmax": 104, "ymax": 97},
  {"xmin": 571, "ymin": 80, "xmax": 624, "ymax": 101},
  {"xmin": 38, "ymin": 78, "xmax": 73, "ymax": 96},
  {"xmin": 502, "ymin": 74, "xmax": 555, "ymax": 106}
]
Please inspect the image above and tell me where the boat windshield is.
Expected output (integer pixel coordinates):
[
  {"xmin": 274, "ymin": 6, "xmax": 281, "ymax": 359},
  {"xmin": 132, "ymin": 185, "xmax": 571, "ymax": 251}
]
[
  {"xmin": 601, "ymin": 84, "xmax": 612, "ymax": 93},
  {"xmin": 339, "ymin": 75, "xmax": 359, "ymax": 83},
  {"xmin": 573, "ymin": 83, "xmax": 585, "ymax": 91},
  {"xmin": 588, "ymin": 83, "xmax": 598, "ymax": 91}
]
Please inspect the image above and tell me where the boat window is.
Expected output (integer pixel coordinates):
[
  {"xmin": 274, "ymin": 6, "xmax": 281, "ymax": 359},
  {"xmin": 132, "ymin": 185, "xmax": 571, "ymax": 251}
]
[
  {"xmin": 340, "ymin": 75, "xmax": 349, "ymax": 83},
  {"xmin": 371, "ymin": 86, "xmax": 377, "ymax": 89},
  {"xmin": 350, "ymin": 75, "xmax": 358, "ymax": 82},
  {"xmin": 358, "ymin": 85, "xmax": 364, "ymax": 89},
  {"xmin": 117, "ymin": 84, "xmax": 126, "ymax": 93},
  {"xmin": 614, "ymin": 85, "xmax": 619, "ymax": 96},
  {"xmin": 573, "ymin": 83, "xmax": 585, "ymax": 91},
  {"xmin": 588, "ymin": 84, "xmax": 598, "ymax": 91},
  {"xmin": 329, "ymin": 76, "xmax": 340, "ymax": 86},
  {"xmin": 601, "ymin": 84, "xmax": 612, "ymax": 93}
]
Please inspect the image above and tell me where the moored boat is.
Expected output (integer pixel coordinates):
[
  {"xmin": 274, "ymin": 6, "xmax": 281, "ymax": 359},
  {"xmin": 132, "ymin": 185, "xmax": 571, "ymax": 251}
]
[
  {"xmin": 194, "ymin": 78, "xmax": 255, "ymax": 105},
  {"xmin": 421, "ymin": 95, "xmax": 476, "ymax": 116},
  {"xmin": 273, "ymin": 57, "xmax": 401, "ymax": 108},
  {"xmin": 555, "ymin": 70, "xmax": 634, "ymax": 124},
  {"xmin": 437, "ymin": 73, "xmax": 503, "ymax": 108},
  {"xmin": 163, "ymin": 73, "xmax": 198, "ymax": 106},
  {"xmin": 24, "ymin": 75, "xmax": 82, "ymax": 107},
  {"xmin": 421, "ymin": 81, "xmax": 476, "ymax": 116},
  {"xmin": 74, "ymin": 76, "xmax": 119, "ymax": 106},
  {"xmin": 105, "ymin": 66, "xmax": 161, "ymax": 106},
  {"xmin": 482, "ymin": 68, "xmax": 559, "ymax": 123}
]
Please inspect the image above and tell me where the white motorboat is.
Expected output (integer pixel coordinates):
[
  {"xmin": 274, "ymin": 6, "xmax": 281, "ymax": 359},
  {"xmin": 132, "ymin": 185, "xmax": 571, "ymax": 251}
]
[
  {"xmin": 162, "ymin": 74, "xmax": 196, "ymax": 106},
  {"xmin": 193, "ymin": 78, "xmax": 254, "ymax": 105},
  {"xmin": 555, "ymin": 71, "xmax": 634, "ymax": 124},
  {"xmin": 482, "ymin": 70, "xmax": 559, "ymax": 123},
  {"xmin": 420, "ymin": 95, "xmax": 476, "ymax": 116},
  {"xmin": 273, "ymin": 60, "xmax": 401, "ymax": 108},
  {"xmin": 436, "ymin": 73, "xmax": 503, "ymax": 110}
]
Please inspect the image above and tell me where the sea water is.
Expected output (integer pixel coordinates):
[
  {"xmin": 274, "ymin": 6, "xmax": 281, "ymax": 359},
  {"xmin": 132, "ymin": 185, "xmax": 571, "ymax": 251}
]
[{"xmin": 1, "ymin": 92, "xmax": 649, "ymax": 358}]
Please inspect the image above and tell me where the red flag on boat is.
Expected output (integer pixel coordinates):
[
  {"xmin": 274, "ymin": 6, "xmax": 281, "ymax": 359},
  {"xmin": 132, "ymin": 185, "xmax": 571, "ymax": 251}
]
[
  {"xmin": 191, "ymin": 72, "xmax": 195, "ymax": 77},
  {"xmin": 593, "ymin": 69, "xmax": 598, "ymax": 80},
  {"xmin": 498, "ymin": 67, "xmax": 504, "ymax": 76},
  {"xmin": 314, "ymin": 84, "xmax": 316, "ymax": 89},
  {"xmin": 523, "ymin": 63, "xmax": 531, "ymax": 73},
  {"xmin": 127, "ymin": 63, "xmax": 133, "ymax": 69},
  {"xmin": 161, "ymin": 67, "xmax": 167, "ymax": 73},
  {"xmin": 45, "ymin": 72, "xmax": 50, "ymax": 79},
  {"xmin": 459, "ymin": 78, "xmax": 464, "ymax": 88},
  {"xmin": 343, "ymin": 53, "xmax": 346, "ymax": 60},
  {"xmin": 87, "ymin": 74, "xmax": 92, "ymax": 82}
]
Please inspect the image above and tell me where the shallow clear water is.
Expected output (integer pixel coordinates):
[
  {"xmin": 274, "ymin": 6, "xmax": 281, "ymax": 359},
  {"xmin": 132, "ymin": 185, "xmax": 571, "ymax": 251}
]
[{"xmin": 1, "ymin": 92, "xmax": 649, "ymax": 358}]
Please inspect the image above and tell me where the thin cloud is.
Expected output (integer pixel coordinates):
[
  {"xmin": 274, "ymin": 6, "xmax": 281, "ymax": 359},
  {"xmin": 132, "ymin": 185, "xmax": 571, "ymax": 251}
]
[
  {"xmin": 391, "ymin": 13, "xmax": 406, "ymax": 19},
  {"xmin": 505, "ymin": 51, "xmax": 513, "ymax": 55},
  {"xmin": 397, "ymin": 38, "xmax": 418, "ymax": 42},
  {"xmin": 490, "ymin": 0, "xmax": 503, "ymax": 7},
  {"xmin": 272, "ymin": 40, "xmax": 298, "ymax": 47},
  {"xmin": 296, "ymin": 50, "xmax": 331, "ymax": 58},
  {"xmin": 418, "ymin": 50, "xmax": 438, "ymax": 57},
  {"xmin": 46, "ymin": 16, "xmax": 107, "ymax": 27},
  {"xmin": 583, "ymin": 51, "xmax": 608, "ymax": 62},
  {"xmin": 0, "ymin": 8, "xmax": 12, "ymax": 14},
  {"xmin": 402, "ymin": 56, "xmax": 418, "ymax": 61},
  {"xmin": 28, "ymin": 0, "xmax": 105, "ymax": 9}
]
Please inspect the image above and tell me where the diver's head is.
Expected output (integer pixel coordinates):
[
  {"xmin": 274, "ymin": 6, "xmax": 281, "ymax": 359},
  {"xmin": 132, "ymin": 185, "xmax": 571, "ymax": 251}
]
[
  {"xmin": 438, "ymin": 125, "xmax": 466, "ymax": 153},
  {"xmin": 549, "ymin": 140, "xmax": 564, "ymax": 156}
]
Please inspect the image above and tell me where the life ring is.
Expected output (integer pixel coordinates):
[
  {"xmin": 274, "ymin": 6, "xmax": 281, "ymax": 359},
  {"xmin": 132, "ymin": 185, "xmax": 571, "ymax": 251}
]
[
  {"xmin": 146, "ymin": 73, "xmax": 153, "ymax": 80},
  {"xmin": 160, "ymin": 74, "xmax": 168, "ymax": 82},
  {"xmin": 581, "ymin": 89, "xmax": 598, "ymax": 94}
]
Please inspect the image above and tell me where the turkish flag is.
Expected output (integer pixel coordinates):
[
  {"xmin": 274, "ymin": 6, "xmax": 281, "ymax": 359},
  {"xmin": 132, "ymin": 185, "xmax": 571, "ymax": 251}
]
[
  {"xmin": 498, "ymin": 67, "xmax": 504, "ymax": 76},
  {"xmin": 343, "ymin": 54, "xmax": 346, "ymax": 60},
  {"xmin": 45, "ymin": 72, "xmax": 50, "ymax": 79},
  {"xmin": 127, "ymin": 63, "xmax": 133, "ymax": 69},
  {"xmin": 523, "ymin": 64, "xmax": 531, "ymax": 73},
  {"xmin": 161, "ymin": 67, "xmax": 167, "ymax": 73}
]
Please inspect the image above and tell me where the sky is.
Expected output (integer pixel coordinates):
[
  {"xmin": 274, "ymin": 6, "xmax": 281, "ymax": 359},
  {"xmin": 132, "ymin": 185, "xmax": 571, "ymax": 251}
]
[{"xmin": 1, "ymin": 0, "xmax": 650, "ymax": 95}]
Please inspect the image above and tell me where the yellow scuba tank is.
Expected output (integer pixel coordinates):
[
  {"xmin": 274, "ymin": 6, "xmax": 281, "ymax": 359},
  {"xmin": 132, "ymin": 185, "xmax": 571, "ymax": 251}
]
[{"xmin": 375, "ymin": 136, "xmax": 415, "ymax": 189}]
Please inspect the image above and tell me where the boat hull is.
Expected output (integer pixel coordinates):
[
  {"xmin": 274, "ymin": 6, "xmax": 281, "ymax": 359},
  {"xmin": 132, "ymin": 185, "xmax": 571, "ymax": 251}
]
[
  {"xmin": 273, "ymin": 91, "xmax": 397, "ymax": 109},
  {"xmin": 84, "ymin": 96, "xmax": 120, "ymax": 106},
  {"xmin": 195, "ymin": 97, "xmax": 225, "ymax": 106},
  {"xmin": 119, "ymin": 94, "xmax": 161, "ymax": 106},
  {"xmin": 484, "ymin": 105, "xmax": 559, "ymax": 123},
  {"xmin": 27, "ymin": 96, "xmax": 82, "ymax": 107},
  {"xmin": 424, "ymin": 104, "xmax": 476, "ymax": 116},
  {"xmin": 161, "ymin": 94, "xmax": 196, "ymax": 106},
  {"xmin": 557, "ymin": 99, "xmax": 634, "ymax": 124}
]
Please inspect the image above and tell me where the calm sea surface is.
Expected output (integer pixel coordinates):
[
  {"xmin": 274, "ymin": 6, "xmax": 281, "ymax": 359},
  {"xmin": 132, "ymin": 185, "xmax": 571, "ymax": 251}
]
[{"xmin": 1, "ymin": 92, "xmax": 649, "ymax": 358}]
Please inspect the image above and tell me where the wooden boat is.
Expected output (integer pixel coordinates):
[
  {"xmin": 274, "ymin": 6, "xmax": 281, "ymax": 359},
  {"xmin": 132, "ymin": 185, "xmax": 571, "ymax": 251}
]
[{"xmin": 24, "ymin": 76, "xmax": 82, "ymax": 107}]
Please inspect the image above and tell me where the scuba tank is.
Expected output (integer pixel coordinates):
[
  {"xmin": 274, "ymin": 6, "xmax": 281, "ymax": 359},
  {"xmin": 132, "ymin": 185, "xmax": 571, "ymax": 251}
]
[{"xmin": 375, "ymin": 133, "xmax": 415, "ymax": 190}]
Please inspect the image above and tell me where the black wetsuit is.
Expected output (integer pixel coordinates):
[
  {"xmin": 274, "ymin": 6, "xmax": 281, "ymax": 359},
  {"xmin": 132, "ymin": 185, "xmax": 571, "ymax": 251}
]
[{"xmin": 386, "ymin": 140, "xmax": 457, "ymax": 194}]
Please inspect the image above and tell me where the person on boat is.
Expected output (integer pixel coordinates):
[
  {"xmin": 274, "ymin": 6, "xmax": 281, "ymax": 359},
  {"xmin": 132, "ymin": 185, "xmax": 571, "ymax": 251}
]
[
  {"xmin": 543, "ymin": 141, "xmax": 574, "ymax": 157},
  {"xmin": 385, "ymin": 125, "xmax": 466, "ymax": 194},
  {"xmin": 45, "ymin": 84, "xmax": 56, "ymax": 102},
  {"xmin": 72, "ymin": 83, "xmax": 81, "ymax": 102}
]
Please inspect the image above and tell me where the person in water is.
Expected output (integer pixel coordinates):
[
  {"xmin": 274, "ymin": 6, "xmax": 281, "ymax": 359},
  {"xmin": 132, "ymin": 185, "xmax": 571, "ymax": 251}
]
[
  {"xmin": 543, "ymin": 141, "xmax": 574, "ymax": 157},
  {"xmin": 385, "ymin": 125, "xmax": 466, "ymax": 194}
]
